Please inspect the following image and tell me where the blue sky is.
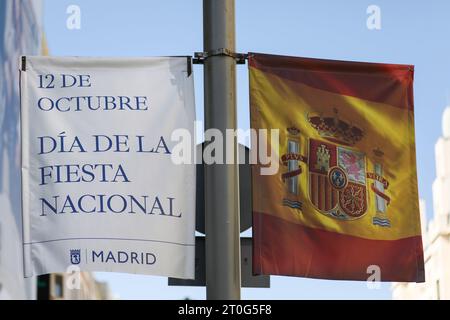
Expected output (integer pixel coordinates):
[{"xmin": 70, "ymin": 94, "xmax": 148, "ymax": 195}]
[{"xmin": 43, "ymin": 0, "xmax": 450, "ymax": 299}]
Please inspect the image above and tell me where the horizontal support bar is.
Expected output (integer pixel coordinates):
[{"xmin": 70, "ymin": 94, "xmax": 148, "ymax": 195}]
[{"xmin": 193, "ymin": 49, "xmax": 247, "ymax": 64}]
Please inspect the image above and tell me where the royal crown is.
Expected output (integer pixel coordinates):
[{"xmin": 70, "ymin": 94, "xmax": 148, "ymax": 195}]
[
  {"xmin": 287, "ymin": 126, "xmax": 300, "ymax": 136},
  {"xmin": 308, "ymin": 108, "xmax": 363, "ymax": 146}
]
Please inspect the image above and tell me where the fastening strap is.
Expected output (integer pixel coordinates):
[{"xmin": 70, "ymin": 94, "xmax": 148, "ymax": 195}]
[{"xmin": 193, "ymin": 49, "xmax": 247, "ymax": 64}]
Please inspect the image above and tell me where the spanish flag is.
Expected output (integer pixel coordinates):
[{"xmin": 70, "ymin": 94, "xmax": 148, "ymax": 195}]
[{"xmin": 249, "ymin": 53, "xmax": 425, "ymax": 282}]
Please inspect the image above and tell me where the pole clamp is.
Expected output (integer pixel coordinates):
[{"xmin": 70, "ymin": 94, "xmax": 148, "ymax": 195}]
[{"xmin": 193, "ymin": 49, "xmax": 247, "ymax": 64}]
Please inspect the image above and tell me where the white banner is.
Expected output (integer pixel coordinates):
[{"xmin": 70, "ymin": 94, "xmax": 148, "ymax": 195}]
[{"xmin": 20, "ymin": 56, "xmax": 196, "ymax": 279}]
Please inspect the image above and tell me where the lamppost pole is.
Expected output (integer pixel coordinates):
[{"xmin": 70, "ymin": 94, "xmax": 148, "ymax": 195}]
[{"xmin": 203, "ymin": 0, "xmax": 241, "ymax": 300}]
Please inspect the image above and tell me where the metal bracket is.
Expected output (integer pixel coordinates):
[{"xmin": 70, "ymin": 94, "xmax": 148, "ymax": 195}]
[
  {"xmin": 193, "ymin": 49, "xmax": 247, "ymax": 64},
  {"xmin": 21, "ymin": 56, "xmax": 26, "ymax": 71}
]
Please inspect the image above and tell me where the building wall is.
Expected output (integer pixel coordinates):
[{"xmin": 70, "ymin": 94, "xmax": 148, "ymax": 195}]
[
  {"xmin": 392, "ymin": 108, "xmax": 450, "ymax": 300},
  {"xmin": 47, "ymin": 273, "xmax": 112, "ymax": 300},
  {"xmin": 0, "ymin": 0, "xmax": 43, "ymax": 300}
]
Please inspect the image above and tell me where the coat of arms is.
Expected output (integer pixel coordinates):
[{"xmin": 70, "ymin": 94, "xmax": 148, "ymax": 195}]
[
  {"xmin": 308, "ymin": 139, "xmax": 367, "ymax": 219},
  {"xmin": 281, "ymin": 109, "xmax": 391, "ymax": 225},
  {"xmin": 70, "ymin": 249, "xmax": 81, "ymax": 265}
]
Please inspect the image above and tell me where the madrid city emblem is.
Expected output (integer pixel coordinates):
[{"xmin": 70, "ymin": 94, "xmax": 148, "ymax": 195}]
[
  {"xmin": 70, "ymin": 249, "xmax": 81, "ymax": 265},
  {"xmin": 281, "ymin": 109, "xmax": 391, "ymax": 225}
]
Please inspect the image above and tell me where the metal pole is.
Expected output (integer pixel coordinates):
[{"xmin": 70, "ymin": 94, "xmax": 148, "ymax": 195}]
[{"xmin": 203, "ymin": 0, "xmax": 241, "ymax": 300}]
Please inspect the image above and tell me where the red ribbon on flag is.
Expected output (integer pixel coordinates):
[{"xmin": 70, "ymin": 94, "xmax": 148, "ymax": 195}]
[
  {"xmin": 281, "ymin": 168, "xmax": 303, "ymax": 181},
  {"xmin": 371, "ymin": 183, "xmax": 391, "ymax": 206}
]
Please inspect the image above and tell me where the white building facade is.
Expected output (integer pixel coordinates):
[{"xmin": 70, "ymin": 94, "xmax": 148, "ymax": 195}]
[
  {"xmin": 0, "ymin": 0, "xmax": 44, "ymax": 300},
  {"xmin": 392, "ymin": 107, "xmax": 450, "ymax": 300}
]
